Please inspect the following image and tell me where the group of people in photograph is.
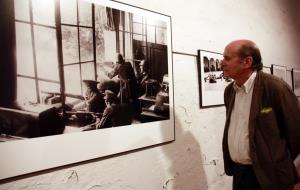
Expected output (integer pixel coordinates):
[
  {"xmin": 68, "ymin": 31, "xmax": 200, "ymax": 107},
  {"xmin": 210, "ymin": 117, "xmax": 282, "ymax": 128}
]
[{"xmin": 70, "ymin": 50, "xmax": 167, "ymax": 130}]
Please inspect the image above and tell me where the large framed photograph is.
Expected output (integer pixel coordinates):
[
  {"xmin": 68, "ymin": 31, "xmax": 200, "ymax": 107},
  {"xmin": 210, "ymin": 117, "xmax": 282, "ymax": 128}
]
[
  {"xmin": 0, "ymin": 0, "xmax": 174, "ymax": 180},
  {"xmin": 271, "ymin": 64, "xmax": 287, "ymax": 82},
  {"xmin": 197, "ymin": 50, "xmax": 231, "ymax": 108},
  {"xmin": 292, "ymin": 68, "xmax": 300, "ymax": 96}
]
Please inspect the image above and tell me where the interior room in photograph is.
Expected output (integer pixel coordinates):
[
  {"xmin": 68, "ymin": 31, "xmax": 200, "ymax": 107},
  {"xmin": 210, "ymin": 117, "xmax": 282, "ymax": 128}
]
[
  {"xmin": 197, "ymin": 50, "xmax": 231, "ymax": 108},
  {"xmin": 0, "ymin": 0, "xmax": 174, "ymax": 180}
]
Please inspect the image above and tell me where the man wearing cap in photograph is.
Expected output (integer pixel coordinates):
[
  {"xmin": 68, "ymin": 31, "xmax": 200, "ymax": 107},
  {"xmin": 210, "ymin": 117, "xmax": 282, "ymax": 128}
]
[
  {"xmin": 73, "ymin": 80, "xmax": 105, "ymax": 113},
  {"xmin": 106, "ymin": 54, "xmax": 140, "ymax": 118},
  {"xmin": 96, "ymin": 90, "xmax": 131, "ymax": 129}
]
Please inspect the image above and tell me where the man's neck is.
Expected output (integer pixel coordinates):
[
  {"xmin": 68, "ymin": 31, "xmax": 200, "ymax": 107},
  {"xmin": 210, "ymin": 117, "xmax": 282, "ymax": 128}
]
[{"xmin": 235, "ymin": 70, "xmax": 254, "ymax": 86}]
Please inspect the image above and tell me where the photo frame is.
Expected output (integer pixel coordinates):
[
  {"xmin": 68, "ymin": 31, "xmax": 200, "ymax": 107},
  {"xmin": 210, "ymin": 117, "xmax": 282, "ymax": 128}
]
[
  {"xmin": 197, "ymin": 50, "xmax": 231, "ymax": 108},
  {"xmin": 286, "ymin": 70, "xmax": 293, "ymax": 89},
  {"xmin": 271, "ymin": 64, "xmax": 287, "ymax": 82},
  {"xmin": 0, "ymin": 0, "xmax": 174, "ymax": 180},
  {"xmin": 292, "ymin": 68, "xmax": 300, "ymax": 96},
  {"xmin": 262, "ymin": 66, "xmax": 271, "ymax": 74}
]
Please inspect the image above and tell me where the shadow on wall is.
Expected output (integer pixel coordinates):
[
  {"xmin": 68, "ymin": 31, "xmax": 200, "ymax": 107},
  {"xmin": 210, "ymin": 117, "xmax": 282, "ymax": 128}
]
[{"xmin": 161, "ymin": 112, "xmax": 208, "ymax": 190}]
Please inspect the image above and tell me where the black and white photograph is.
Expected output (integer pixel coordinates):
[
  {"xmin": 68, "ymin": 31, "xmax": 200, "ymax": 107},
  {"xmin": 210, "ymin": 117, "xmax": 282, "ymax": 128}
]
[
  {"xmin": 286, "ymin": 70, "xmax": 293, "ymax": 89},
  {"xmin": 262, "ymin": 66, "xmax": 271, "ymax": 74},
  {"xmin": 271, "ymin": 64, "xmax": 287, "ymax": 82},
  {"xmin": 197, "ymin": 50, "xmax": 231, "ymax": 108},
  {"xmin": 292, "ymin": 68, "xmax": 300, "ymax": 96},
  {"xmin": 0, "ymin": 0, "xmax": 174, "ymax": 179}
]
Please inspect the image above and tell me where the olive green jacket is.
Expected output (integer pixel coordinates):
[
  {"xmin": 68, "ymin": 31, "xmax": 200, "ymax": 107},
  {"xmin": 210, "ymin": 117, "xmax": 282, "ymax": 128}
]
[{"xmin": 223, "ymin": 71, "xmax": 300, "ymax": 190}]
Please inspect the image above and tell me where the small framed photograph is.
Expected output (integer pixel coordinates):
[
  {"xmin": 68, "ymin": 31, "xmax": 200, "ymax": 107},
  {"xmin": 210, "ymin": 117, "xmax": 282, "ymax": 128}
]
[
  {"xmin": 271, "ymin": 64, "xmax": 287, "ymax": 82},
  {"xmin": 197, "ymin": 50, "xmax": 231, "ymax": 108},
  {"xmin": 292, "ymin": 68, "xmax": 300, "ymax": 96},
  {"xmin": 286, "ymin": 70, "xmax": 293, "ymax": 89},
  {"xmin": 262, "ymin": 66, "xmax": 271, "ymax": 74}
]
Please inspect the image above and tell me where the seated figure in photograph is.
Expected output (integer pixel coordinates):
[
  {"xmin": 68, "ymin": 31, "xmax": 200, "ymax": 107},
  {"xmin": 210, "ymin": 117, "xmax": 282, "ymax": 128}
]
[
  {"xmin": 96, "ymin": 90, "xmax": 132, "ymax": 129},
  {"xmin": 73, "ymin": 80, "xmax": 105, "ymax": 113}
]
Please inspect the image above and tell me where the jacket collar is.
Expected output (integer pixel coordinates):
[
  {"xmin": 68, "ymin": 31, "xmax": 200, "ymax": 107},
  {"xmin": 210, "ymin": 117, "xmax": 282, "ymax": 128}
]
[{"xmin": 233, "ymin": 71, "xmax": 257, "ymax": 94}]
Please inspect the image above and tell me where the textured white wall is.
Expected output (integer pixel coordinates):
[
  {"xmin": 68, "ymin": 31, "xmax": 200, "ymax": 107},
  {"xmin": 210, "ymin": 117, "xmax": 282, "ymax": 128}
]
[{"xmin": 1, "ymin": 0, "xmax": 300, "ymax": 189}]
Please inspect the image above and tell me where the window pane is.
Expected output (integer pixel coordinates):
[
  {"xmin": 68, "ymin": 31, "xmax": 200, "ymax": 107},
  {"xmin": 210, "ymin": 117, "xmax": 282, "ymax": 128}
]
[
  {"xmin": 14, "ymin": 0, "xmax": 30, "ymax": 21},
  {"xmin": 156, "ymin": 20, "xmax": 167, "ymax": 28},
  {"xmin": 17, "ymin": 77, "xmax": 37, "ymax": 103},
  {"xmin": 34, "ymin": 26, "xmax": 59, "ymax": 81},
  {"xmin": 119, "ymin": 31, "xmax": 123, "ymax": 55},
  {"xmin": 95, "ymin": 5, "xmax": 106, "ymax": 64},
  {"xmin": 147, "ymin": 25, "xmax": 155, "ymax": 43},
  {"xmin": 156, "ymin": 27, "xmax": 166, "ymax": 45},
  {"xmin": 125, "ymin": 33, "xmax": 132, "ymax": 60},
  {"xmin": 95, "ymin": 26, "xmax": 105, "ymax": 64},
  {"xmin": 32, "ymin": 0, "xmax": 55, "ymax": 26},
  {"xmin": 146, "ymin": 17, "xmax": 156, "ymax": 26},
  {"xmin": 95, "ymin": 5, "xmax": 107, "ymax": 28},
  {"xmin": 16, "ymin": 22, "xmax": 35, "ymax": 76},
  {"xmin": 64, "ymin": 65, "xmax": 81, "ymax": 95},
  {"xmin": 119, "ymin": 13, "xmax": 124, "ymax": 31},
  {"xmin": 143, "ymin": 24, "xmax": 146, "ymax": 36},
  {"xmin": 79, "ymin": 27, "xmax": 93, "ymax": 62},
  {"xmin": 60, "ymin": 0, "xmax": 77, "ymax": 25},
  {"xmin": 133, "ymin": 34, "xmax": 142, "ymax": 41},
  {"xmin": 133, "ymin": 23, "xmax": 142, "ymax": 34},
  {"xmin": 39, "ymin": 81, "xmax": 60, "ymax": 103},
  {"xmin": 124, "ymin": 12, "xmax": 131, "ymax": 32},
  {"xmin": 62, "ymin": 26, "xmax": 79, "ymax": 64},
  {"xmin": 132, "ymin": 14, "xmax": 143, "ymax": 23},
  {"xmin": 78, "ymin": 1, "xmax": 92, "ymax": 26},
  {"xmin": 81, "ymin": 62, "xmax": 95, "ymax": 81},
  {"xmin": 104, "ymin": 30, "xmax": 116, "ymax": 62}
]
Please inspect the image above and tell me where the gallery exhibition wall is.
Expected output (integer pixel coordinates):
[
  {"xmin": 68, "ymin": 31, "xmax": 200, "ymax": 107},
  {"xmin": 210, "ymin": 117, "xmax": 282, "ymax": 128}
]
[{"xmin": 1, "ymin": 0, "xmax": 300, "ymax": 189}]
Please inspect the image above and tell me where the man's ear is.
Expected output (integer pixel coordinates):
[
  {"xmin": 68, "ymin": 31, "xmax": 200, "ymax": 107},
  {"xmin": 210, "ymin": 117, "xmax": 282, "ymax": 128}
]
[{"xmin": 243, "ymin": 56, "xmax": 253, "ymax": 69}]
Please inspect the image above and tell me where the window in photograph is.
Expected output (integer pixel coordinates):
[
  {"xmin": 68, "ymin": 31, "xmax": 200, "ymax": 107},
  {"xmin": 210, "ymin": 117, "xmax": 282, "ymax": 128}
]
[{"xmin": 15, "ymin": 0, "xmax": 59, "ymax": 104}]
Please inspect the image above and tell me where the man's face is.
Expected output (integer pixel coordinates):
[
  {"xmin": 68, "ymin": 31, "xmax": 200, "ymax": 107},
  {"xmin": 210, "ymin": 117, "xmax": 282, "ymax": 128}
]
[
  {"xmin": 139, "ymin": 60, "xmax": 145, "ymax": 73},
  {"xmin": 221, "ymin": 44, "xmax": 244, "ymax": 80},
  {"xmin": 104, "ymin": 95, "xmax": 109, "ymax": 105}
]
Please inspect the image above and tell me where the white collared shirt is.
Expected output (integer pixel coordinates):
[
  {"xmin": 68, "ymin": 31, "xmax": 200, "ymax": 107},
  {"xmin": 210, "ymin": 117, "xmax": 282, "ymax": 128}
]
[{"xmin": 228, "ymin": 71, "xmax": 257, "ymax": 164}]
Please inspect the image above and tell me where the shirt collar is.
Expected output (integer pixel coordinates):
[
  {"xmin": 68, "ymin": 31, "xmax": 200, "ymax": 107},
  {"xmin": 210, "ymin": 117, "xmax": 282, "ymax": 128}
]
[{"xmin": 233, "ymin": 71, "xmax": 257, "ymax": 93}]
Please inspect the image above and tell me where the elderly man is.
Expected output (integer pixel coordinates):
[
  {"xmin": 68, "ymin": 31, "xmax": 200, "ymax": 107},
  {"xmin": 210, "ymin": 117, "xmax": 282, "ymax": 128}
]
[{"xmin": 221, "ymin": 39, "xmax": 300, "ymax": 190}]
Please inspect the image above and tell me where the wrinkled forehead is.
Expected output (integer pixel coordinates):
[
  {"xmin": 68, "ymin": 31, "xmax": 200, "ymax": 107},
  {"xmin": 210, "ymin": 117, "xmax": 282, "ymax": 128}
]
[{"xmin": 224, "ymin": 42, "xmax": 240, "ymax": 56}]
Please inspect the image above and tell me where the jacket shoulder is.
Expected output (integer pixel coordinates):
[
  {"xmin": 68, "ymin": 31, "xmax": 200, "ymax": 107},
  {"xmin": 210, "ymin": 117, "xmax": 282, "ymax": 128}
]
[{"xmin": 258, "ymin": 71, "xmax": 292, "ymax": 93}]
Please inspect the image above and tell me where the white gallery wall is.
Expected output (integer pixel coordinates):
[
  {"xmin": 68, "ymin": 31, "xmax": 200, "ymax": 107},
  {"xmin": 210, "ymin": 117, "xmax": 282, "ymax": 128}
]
[{"xmin": 1, "ymin": 0, "xmax": 300, "ymax": 189}]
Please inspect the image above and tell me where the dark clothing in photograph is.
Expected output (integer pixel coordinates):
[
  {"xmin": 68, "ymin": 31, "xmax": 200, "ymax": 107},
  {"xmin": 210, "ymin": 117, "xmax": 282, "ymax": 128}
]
[
  {"xmin": 108, "ymin": 62, "xmax": 138, "ymax": 103},
  {"xmin": 96, "ymin": 103, "xmax": 131, "ymax": 129},
  {"xmin": 86, "ymin": 91, "xmax": 105, "ymax": 113},
  {"xmin": 108, "ymin": 61, "xmax": 141, "ymax": 117}
]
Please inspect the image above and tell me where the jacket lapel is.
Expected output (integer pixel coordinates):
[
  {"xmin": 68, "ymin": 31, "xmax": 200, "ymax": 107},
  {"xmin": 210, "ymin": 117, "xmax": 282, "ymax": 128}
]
[{"xmin": 248, "ymin": 71, "xmax": 264, "ymax": 161}]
